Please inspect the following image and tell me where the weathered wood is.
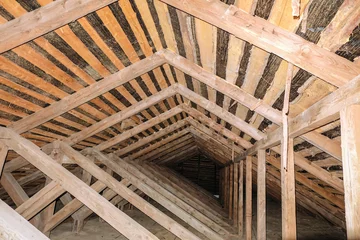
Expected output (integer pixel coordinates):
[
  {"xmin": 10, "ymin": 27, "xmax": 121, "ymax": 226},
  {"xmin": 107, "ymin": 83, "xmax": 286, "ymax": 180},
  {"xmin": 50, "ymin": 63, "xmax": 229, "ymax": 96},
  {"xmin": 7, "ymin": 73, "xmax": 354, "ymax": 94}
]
[
  {"xmin": 233, "ymin": 162, "xmax": 239, "ymax": 227},
  {"xmin": 0, "ymin": 143, "xmax": 7, "ymax": 178},
  {"xmin": 340, "ymin": 104, "xmax": 360, "ymax": 239},
  {"xmin": 16, "ymin": 181, "xmax": 65, "ymax": 220},
  {"xmin": 160, "ymin": 0, "xmax": 360, "ymax": 87},
  {"xmin": 0, "ymin": 0, "xmax": 119, "ymax": 53},
  {"xmin": 0, "ymin": 128, "xmax": 158, "ymax": 240},
  {"xmin": 245, "ymin": 156, "xmax": 252, "ymax": 240},
  {"xmin": 0, "ymin": 199, "xmax": 49, "ymax": 240},
  {"xmin": 9, "ymin": 52, "xmax": 165, "ymax": 134},
  {"xmin": 60, "ymin": 143, "xmax": 201, "ymax": 240},
  {"xmin": 281, "ymin": 138, "xmax": 297, "ymax": 239},
  {"xmin": 257, "ymin": 149, "xmax": 266, "ymax": 240}
]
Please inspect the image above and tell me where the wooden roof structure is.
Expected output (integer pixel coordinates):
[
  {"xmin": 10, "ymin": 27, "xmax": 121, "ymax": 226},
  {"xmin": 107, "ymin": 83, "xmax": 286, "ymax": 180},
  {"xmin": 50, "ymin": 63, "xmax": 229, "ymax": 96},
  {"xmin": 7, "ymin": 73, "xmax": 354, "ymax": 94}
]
[{"xmin": 0, "ymin": 0, "xmax": 359, "ymax": 239}]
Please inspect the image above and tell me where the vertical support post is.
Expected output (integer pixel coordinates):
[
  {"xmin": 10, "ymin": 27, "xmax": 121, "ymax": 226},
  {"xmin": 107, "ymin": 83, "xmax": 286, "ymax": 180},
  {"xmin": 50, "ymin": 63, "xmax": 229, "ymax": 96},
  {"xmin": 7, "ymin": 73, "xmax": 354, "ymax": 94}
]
[
  {"xmin": 340, "ymin": 104, "xmax": 360, "ymax": 239},
  {"xmin": 281, "ymin": 137, "xmax": 296, "ymax": 239},
  {"xmin": 0, "ymin": 142, "xmax": 8, "ymax": 178},
  {"xmin": 229, "ymin": 164, "xmax": 234, "ymax": 219},
  {"xmin": 257, "ymin": 149, "xmax": 266, "ymax": 239},
  {"xmin": 246, "ymin": 156, "xmax": 252, "ymax": 240},
  {"xmin": 233, "ymin": 162, "xmax": 239, "ymax": 226},
  {"xmin": 238, "ymin": 161, "xmax": 244, "ymax": 236},
  {"xmin": 224, "ymin": 167, "xmax": 229, "ymax": 211}
]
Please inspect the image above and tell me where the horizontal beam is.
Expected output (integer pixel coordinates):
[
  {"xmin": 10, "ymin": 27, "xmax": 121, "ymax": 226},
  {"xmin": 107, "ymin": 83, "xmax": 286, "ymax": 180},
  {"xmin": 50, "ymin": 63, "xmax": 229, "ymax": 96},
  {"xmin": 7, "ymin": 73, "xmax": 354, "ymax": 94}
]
[
  {"xmin": 160, "ymin": 0, "xmax": 360, "ymax": 87},
  {"xmin": 0, "ymin": 0, "xmax": 118, "ymax": 53}
]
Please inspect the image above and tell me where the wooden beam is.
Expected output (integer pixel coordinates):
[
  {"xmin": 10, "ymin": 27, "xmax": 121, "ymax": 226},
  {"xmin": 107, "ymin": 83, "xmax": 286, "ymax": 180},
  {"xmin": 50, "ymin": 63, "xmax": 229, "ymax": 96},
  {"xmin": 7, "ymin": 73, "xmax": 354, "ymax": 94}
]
[
  {"xmin": 9, "ymin": 52, "xmax": 165, "ymax": 134},
  {"xmin": 0, "ymin": 128, "xmax": 158, "ymax": 240},
  {"xmin": 0, "ymin": 0, "xmax": 119, "ymax": 53},
  {"xmin": 0, "ymin": 199, "xmax": 49, "ymax": 240},
  {"xmin": 340, "ymin": 104, "xmax": 360, "ymax": 239},
  {"xmin": 59, "ymin": 143, "xmax": 202, "ymax": 240},
  {"xmin": 245, "ymin": 156, "xmax": 252, "ymax": 240},
  {"xmin": 95, "ymin": 106, "xmax": 183, "ymax": 151},
  {"xmin": 16, "ymin": 181, "xmax": 65, "ymax": 220},
  {"xmin": 42, "ymin": 180, "xmax": 128, "ymax": 233},
  {"xmin": 166, "ymin": 51, "xmax": 340, "ymax": 162},
  {"xmin": 0, "ymin": 143, "xmax": 8, "ymax": 178},
  {"xmin": 257, "ymin": 149, "xmax": 266, "ymax": 240},
  {"xmin": 243, "ymin": 74, "xmax": 360, "ymax": 158},
  {"xmin": 114, "ymin": 118, "xmax": 189, "ymax": 156},
  {"xmin": 159, "ymin": 0, "xmax": 360, "ymax": 87}
]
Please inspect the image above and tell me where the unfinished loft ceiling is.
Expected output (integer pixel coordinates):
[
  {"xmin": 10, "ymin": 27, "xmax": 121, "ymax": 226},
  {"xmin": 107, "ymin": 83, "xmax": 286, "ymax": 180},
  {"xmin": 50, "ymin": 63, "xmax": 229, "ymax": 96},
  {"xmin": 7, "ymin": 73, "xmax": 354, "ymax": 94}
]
[{"xmin": 0, "ymin": 0, "xmax": 359, "ymax": 238}]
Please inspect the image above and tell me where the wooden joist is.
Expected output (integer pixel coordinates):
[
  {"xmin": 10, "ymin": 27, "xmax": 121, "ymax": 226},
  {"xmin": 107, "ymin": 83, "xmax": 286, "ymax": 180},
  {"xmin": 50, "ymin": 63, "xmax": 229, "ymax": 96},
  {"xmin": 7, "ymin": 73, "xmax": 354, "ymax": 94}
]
[
  {"xmin": 0, "ymin": 143, "xmax": 7, "ymax": 178},
  {"xmin": 160, "ymin": 0, "xmax": 360, "ymax": 87},
  {"xmin": 0, "ymin": 128, "xmax": 158, "ymax": 240}
]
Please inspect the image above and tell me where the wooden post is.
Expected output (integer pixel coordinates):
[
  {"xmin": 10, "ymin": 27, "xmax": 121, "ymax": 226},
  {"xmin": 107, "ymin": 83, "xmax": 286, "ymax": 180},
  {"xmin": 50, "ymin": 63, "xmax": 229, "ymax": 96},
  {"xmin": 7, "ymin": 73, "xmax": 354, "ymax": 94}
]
[
  {"xmin": 340, "ymin": 104, "xmax": 360, "ymax": 239},
  {"xmin": 0, "ymin": 143, "xmax": 8, "ymax": 178},
  {"xmin": 281, "ymin": 138, "xmax": 296, "ymax": 239},
  {"xmin": 257, "ymin": 149, "xmax": 266, "ymax": 239},
  {"xmin": 229, "ymin": 164, "xmax": 234, "ymax": 219},
  {"xmin": 246, "ymin": 156, "xmax": 252, "ymax": 240},
  {"xmin": 233, "ymin": 162, "xmax": 239, "ymax": 226},
  {"xmin": 238, "ymin": 161, "xmax": 244, "ymax": 236}
]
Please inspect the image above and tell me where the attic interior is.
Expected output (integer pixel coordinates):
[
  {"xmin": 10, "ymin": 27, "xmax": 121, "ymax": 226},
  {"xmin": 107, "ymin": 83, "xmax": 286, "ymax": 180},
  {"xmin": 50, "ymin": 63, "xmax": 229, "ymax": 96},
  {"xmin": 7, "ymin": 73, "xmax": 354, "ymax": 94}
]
[{"xmin": 0, "ymin": 0, "xmax": 359, "ymax": 239}]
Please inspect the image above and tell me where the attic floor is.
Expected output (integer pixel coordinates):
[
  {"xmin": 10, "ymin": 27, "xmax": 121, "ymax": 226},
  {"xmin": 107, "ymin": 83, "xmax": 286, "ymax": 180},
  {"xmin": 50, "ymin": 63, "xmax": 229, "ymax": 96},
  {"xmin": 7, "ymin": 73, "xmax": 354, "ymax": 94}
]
[{"xmin": 50, "ymin": 198, "xmax": 345, "ymax": 240}]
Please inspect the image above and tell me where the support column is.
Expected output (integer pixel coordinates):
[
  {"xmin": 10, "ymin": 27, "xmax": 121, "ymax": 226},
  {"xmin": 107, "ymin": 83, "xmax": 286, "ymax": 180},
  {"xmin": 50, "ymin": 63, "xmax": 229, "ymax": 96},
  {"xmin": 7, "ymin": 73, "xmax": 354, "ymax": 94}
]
[
  {"xmin": 238, "ymin": 161, "xmax": 244, "ymax": 236},
  {"xmin": 233, "ymin": 162, "xmax": 239, "ymax": 226},
  {"xmin": 246, "ymin": 156, "xmax": 252, "ymax": 240},
  {"xmin": 340, "ymin": 104, "xmax": 360, "ymax": 239},
  {"xmin": 257, "ymin": 149, "xmax": 266, "ymax": 239},
  {"xmin": 229, "ymin": 164, "xmax": 234, "ymax": 219},
  {"xmin": 281, "ymin": 137, "xmax": 296, "ymax": 239}
]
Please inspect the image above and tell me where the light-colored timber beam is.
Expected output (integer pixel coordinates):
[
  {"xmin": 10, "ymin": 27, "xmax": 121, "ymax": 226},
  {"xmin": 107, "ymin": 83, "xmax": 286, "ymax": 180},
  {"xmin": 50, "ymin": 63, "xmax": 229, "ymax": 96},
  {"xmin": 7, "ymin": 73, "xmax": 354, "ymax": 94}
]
[
  {"xmin": 0, "ymin": 128, "xmax": 158, "ymax": 240},
  {"xmin": 59, "ymin": 142, "xmax": 201, "ymax": 240},
  {"xmin": 340, "ymin": 104, "xmax": 360, "ymax": 238},
  {"xmin": 245, "ymin": 156, "xmax": 252, "ymax": 240},
  {"xmin": 163, "ymin": 51, "xmax": 341, "ymax": 161},
  {"xmin": 159, "ymin": 0, "xmax": 360, "ymax": 87},
  {"xmin": 43, "ymin": 179, "xmax": 131, "ymax": 233},
  {"xmin": 0, "ymin": 0, "xmax": 119, "ymax": 53},
  {"xmin": 15, "ymin": 180, "xmax": 65, "ymax": 221},
  {"xmin": 0, "ymin": 199, "xmax": 49, "ymax": 240},
  {"xmin": 257, "ymin": 149, "xmax": 266, "ymax": 239},
  {"xmin": 9, "ymin": 51, "xmax": 165, "ymax": 134},
  {"xmin": 240, "ymin": 74, "xmax": 360, "ymax": 159}
]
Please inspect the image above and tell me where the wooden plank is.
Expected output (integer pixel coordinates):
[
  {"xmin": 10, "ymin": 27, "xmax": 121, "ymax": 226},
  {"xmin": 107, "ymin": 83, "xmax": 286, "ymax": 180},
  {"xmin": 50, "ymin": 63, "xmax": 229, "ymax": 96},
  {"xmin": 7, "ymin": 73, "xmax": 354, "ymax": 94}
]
[
  {"xmin": 59, "ymin": 143, "xmax": 201, "ymax": 240},
  {"xmin": 9, "ymin": 52, "xmax": 166, "ymax": 134},
  {"xmin": 245, "ymin": 156, "xmax": 252, "ymax": 240},
  {"xmin": 0, "ymin": 143, "xmax": 7, "ymax": 178},
  {"xmin": 257, "ymin": 149, "xmax": 266, "ymax": 240},
  {"xmin": 340, "ymin": 104, "xmax": 360, "ymax": 239},
  {"xmin": 233, "ymin": 162, "xmax": 239, "ymax": 227},
  {"xmin": 0, "ymin": 199, "xmax": 49, "ymax": 240},
  {"xmin": 0, "ymin": 0, "xmax": 118, "ymax": 53},
  {"xmin": 0, "ymin": 128, "xmax": 158, "ymax": 240},
  {"xmin": 159, "ymin": 0, "xmax": 360, "ymax": 87},
  {"xmin": 281, "ymin": 138, "xmax": 297, "ymax": 239}
]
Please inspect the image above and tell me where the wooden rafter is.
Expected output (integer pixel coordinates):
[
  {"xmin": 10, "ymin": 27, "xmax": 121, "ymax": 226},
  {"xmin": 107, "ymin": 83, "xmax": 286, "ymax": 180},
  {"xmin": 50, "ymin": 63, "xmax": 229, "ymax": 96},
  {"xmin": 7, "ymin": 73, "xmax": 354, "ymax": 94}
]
[
  {"xmin": 0, "ymin": 0, "xmax": 119, "ymax": 53},
  {"xmin": 160, "ymin": 0, "xmax": 360, "ymax": 87}
]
